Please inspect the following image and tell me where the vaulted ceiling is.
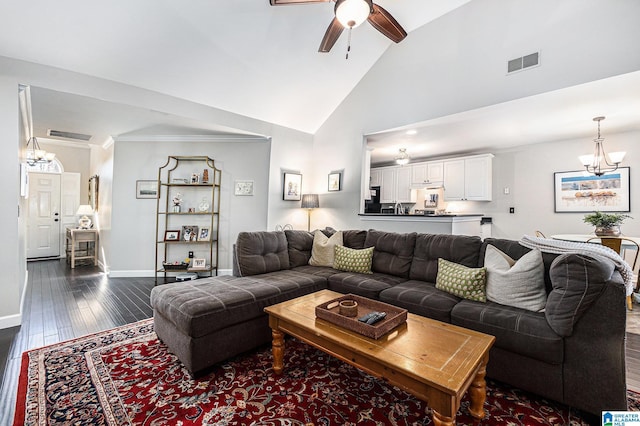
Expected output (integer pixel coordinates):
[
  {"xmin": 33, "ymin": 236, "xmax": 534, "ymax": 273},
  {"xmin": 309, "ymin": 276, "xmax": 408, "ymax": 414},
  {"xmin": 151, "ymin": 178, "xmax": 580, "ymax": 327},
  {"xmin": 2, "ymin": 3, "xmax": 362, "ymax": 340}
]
[{"xmin": 0, "ymin": 0, "xmax": 469, "ymax": 134}]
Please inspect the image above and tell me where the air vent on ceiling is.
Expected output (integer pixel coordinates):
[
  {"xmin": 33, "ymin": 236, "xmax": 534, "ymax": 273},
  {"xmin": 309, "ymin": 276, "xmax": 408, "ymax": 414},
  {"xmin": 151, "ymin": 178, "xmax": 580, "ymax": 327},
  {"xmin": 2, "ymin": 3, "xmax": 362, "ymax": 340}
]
[
  {"xmin": 507, "ymin": 52, "xmax": 540, "ymax": 74},
  {"xmin": 48, "ymin": 129, "xmax": 92, "ymax": 141}
]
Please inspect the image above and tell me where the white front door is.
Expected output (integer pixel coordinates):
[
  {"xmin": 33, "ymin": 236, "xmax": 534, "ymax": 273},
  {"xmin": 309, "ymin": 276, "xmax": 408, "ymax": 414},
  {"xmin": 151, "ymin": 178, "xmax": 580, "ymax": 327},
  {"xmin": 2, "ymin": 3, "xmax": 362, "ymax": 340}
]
[{"xmin": 27, "ymin": 172, "xmax": 61, "ymax": 259}]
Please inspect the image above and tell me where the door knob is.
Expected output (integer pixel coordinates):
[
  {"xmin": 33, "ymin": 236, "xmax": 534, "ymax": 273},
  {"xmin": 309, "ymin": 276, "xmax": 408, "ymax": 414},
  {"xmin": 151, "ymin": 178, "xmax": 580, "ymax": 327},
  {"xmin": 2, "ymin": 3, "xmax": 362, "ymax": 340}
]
[
  {"xmin": 54, "ymin": 218, "xmax": 59, "ymax": 222},
  {"xmin": 54, "ymin": 212, "xmax": 59, "ymax": 216}
]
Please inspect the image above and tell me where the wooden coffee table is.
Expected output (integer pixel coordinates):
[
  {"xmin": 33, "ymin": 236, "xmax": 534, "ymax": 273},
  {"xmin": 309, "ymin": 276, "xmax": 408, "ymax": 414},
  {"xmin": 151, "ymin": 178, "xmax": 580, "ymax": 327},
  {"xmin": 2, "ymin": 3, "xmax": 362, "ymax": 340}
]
[{"xmin": 264, "ymin": 290, "xmax": 495, "ymax": 426}]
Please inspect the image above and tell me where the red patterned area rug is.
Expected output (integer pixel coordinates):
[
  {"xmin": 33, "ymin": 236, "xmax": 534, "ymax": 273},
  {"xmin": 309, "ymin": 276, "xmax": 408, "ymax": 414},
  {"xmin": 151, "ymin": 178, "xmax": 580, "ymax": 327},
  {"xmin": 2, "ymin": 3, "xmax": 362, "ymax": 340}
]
[{"xmin": 14, "ymin": 319, "xmax": 639, "ymax": 425}]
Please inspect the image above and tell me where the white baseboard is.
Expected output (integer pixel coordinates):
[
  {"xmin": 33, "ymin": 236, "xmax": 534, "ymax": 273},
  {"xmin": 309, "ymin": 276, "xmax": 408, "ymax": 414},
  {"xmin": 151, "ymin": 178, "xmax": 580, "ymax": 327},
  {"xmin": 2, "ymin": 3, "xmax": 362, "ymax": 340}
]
[
  {"xmin": 108, "ymin": 269, "xmax": 234, "ymax": 278},
  {"xmin": 108, "ymin": 270, "xmax": 155, "ymax": 278},
  {"xmin": 0, "ymin": 314, "xmax": 22, "ymax": 330}
]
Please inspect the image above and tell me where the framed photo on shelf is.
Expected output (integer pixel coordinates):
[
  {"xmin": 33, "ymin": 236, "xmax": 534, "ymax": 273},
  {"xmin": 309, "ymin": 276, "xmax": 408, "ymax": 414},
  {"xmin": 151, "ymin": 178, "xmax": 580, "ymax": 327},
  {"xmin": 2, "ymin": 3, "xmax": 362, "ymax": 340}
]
[
  {"xmin": 283, "ymin": 172, "xmax": 302, "ymax": 201},
  {"xmin": 553, "ymin": 167, "xmax": 630, "ymax": 212},
  {"xmin": 191, "ymin": 173, "xmax": 200, "ymax": 184},
  {"xmin": 136, "ymin": 180, "xmax": 158, "ymax": 199},
  {"xmin": 191, "ymin": 258, "xmax": 207, "ymax": 269},
  {"xmin": 328, "ymin": 172, "xmax": 341, "ymax": 192},
  {"xmin": 234, "ymin": 180, "xmax": 254, "ymax": 196},
  {"xmin": 181, "ymin": 225, "xmax": 199, "ymax": 241},
  {"xmin": 164, "ymin": 230, "xmax": 180, "ymax": 241},
  {"xmin": 198, "ymin": 226, "xmax": 211, "ymax": 241}
]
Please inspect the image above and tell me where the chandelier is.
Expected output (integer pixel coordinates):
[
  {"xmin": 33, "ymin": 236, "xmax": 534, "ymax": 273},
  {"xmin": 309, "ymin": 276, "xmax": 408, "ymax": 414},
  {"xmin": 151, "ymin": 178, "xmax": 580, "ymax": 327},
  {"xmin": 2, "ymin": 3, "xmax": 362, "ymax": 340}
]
[
  {"xmin": 578, "ymin": 116, "xmax": 625, "ymax": 176},
  {"xmin": 25, "ymin": 136, "xmax": 55, "ymax": 166},
  {"xmin": 395, "ymin": 148, "xmax": 410, "ymax": 166}
]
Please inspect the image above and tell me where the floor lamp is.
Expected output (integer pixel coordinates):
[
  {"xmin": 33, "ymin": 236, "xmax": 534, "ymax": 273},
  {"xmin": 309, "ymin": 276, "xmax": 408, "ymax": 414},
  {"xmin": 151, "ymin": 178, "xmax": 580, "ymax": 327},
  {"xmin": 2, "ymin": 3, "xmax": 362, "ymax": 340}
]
[{"xmin": 301, "ymin": 194, "xmax": 319, "ymax": 232}]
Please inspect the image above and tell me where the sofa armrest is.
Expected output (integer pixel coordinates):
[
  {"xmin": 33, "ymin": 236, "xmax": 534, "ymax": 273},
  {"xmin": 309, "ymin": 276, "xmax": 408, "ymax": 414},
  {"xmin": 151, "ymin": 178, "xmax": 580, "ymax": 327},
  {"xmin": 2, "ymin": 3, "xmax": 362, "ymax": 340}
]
[{"xmin": 546, "ymin": 253, "xmax": 617, "ymax": 337}]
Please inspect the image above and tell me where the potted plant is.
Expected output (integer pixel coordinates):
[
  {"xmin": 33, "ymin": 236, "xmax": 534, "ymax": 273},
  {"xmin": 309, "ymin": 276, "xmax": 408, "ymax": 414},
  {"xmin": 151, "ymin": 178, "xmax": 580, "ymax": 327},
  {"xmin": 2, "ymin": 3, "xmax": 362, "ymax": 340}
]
[{"xmin": 583, "ymin": 211, "xmax": 632, "ymax": 236}]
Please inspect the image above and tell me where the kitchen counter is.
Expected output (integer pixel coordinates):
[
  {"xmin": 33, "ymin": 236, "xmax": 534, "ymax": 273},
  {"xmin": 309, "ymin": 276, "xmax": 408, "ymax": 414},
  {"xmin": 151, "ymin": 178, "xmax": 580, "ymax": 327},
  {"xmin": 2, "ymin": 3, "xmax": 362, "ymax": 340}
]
[{"xmin": 358, "ymin": 213, "xmax": 484, "ymax": 236}]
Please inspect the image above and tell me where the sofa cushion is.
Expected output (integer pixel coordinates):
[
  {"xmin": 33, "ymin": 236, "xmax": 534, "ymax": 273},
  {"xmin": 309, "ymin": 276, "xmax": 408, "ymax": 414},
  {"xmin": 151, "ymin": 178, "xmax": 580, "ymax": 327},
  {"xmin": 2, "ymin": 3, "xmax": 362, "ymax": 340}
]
[
  {"xmin": 484, "ymin": 245, "xmax": 547, "ymax": 312},
  {"xmin": 481, "ymin": 239, "xmax": 559, "ymax": 293},
  {"xmin": 290, "ymin": 265, "xmax": 341, "ymax": 279},
  {"xmin": 309, "ymin": 230, "xmax": 343, "ymax": 267},
  {"xmin": 343, "ymin": 230, "xmax": 368, "ymax": 249},
  {"xmin": 364, "ymin": 230, "xmax": 416, "ymax": 278},
  {"xmin": 328, "ymin": 272, "xmax": 406, "ymax": 300},
  {"xmin": 334, "ymin": 245, "xmax": 374, "ymax": 274},
  {"xmin": 451, "ymin": 300, "xmax": 563, "ymax": 365},
  {"xmin": 235, "ymin": 231, "xmax": 290, "ymax": 276},
  {"xmin": 546, "ymin": 253, "xmax": 612, "ymax": 337},
  {"xmin": 409, "ymin": 234, "xmax": 483, "ymax": 282},
  {"xmin": 435, "ymin": 258, "xmax": 487, "ymax": 302},
  {"xmin": 379, "ymin": 280, "xmax": 461, "ymax": 323},
  {"xmin": 150, "ymin": 271, "xmax": 326, "ymax": 338},
  {"xmin": 285, "ymin": 230, "xmax": 314, "ymax": 268}
]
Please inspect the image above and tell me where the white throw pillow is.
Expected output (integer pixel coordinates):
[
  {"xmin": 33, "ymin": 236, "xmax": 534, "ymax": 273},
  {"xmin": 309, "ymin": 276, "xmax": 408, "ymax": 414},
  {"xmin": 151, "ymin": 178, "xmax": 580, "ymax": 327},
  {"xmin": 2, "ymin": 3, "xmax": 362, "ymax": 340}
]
[
  {"xmin": 309, "ymin": 230, "xmax": 343, "ymax": 267},
  {"xmin": 484, "ymin": 245, "xmax": 547, "ymax": 312}
]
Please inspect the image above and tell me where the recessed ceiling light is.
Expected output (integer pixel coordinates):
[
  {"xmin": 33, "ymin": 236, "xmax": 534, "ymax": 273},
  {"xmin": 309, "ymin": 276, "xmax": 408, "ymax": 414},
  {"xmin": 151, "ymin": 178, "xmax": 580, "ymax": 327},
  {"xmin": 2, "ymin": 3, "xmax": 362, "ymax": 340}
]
[{"xmin": 405, "ymin": 129, "xmax": 417, "ymax": 135}]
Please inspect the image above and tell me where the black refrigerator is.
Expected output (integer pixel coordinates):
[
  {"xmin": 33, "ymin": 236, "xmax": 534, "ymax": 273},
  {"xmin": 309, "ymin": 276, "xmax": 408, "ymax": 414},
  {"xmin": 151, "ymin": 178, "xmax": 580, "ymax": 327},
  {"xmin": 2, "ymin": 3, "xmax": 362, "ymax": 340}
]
[{"xmin": 365, "ymin": 186, "xmax": 381, "ymax": 213}]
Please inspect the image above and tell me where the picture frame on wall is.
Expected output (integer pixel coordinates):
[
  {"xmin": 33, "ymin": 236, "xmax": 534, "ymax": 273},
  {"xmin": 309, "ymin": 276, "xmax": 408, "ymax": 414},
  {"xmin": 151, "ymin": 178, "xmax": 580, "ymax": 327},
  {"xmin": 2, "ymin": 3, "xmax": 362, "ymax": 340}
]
[
  {"xmin": 234, "ymin": 180, "xmax": 254, "ymax": 196},
  {"xmin": 328, "ymin": 172, "xmax": 341, "ymax": 192},
  {"xmin": 136, "ymin": 180, "xmax": 158, "ymax": 199},
  {"xmin": 553, "ymin": 167, "xmax": 630, "ymax": 212},
  {"xmin": 283, "ymin": 172, "xmax": 302, "ymax": 201}
]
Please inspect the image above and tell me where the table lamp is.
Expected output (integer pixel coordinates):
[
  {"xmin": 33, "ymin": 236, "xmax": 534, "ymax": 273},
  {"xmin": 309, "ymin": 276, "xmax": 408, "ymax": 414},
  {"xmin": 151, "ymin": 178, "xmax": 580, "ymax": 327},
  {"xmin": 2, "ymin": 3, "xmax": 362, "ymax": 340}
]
[
  {"xmin": 76, "ymin": 204, "xmax": 94, "ymax": 229},
  {"xmin": 301, "ymin": 194, "xmax": 319, "ymax": 232}
]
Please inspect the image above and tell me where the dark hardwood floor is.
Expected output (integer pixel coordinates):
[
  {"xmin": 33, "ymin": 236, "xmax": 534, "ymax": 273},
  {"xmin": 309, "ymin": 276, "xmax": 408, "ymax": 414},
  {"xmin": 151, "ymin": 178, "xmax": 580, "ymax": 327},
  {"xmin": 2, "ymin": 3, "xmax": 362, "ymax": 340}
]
[
  {"xmin": 0, "ymin": 259, "xmax": 155, "ymax": 425},
  {"xmin": 1, "ymin": 259, "xmax": 639, "ymax": 424}
]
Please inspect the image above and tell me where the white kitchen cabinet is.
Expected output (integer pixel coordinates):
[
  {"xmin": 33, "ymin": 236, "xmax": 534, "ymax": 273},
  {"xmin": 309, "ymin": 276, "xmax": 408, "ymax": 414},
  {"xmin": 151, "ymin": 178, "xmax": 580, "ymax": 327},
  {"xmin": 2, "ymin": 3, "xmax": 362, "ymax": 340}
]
[
  {"xmin": 412, "ymin": 161, "xmax": 443, "ymax": 185},
  {"xmin": 443, "ymin": 154, "xmax": 493, "ymax": 201},
  {"xmin": 372, "ymin": 166, "xmax": 416, "ymax": 204},
  {"xmin": 379, "ymin": 167, "xmax": 396, "ymax": 203},
  {"xmin": 395, "ymin": 166, "xmax": 414, "ymax": 203},
  {"xmin": 370, "ymin": 168, "xmax": 382, "ymax": 187}
]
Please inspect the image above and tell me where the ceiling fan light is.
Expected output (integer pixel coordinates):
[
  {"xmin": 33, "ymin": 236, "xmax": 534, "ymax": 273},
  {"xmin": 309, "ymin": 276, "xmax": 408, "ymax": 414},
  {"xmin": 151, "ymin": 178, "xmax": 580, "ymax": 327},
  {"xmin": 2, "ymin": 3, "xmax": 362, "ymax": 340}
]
[{"xmin": 335, "ymin": 0, "xmax": 371, "ymax": 28}]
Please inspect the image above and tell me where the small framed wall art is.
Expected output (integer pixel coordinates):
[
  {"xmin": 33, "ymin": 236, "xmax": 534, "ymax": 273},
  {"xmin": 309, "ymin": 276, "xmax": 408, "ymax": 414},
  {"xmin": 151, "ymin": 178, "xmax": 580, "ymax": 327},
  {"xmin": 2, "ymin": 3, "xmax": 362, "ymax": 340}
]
[
  {"xmin": 283, "ymin": 172, "xmax": 302, "ymax": 201},
  {"xmin": 328, "ymin": 172, "xmax": 341, "ymax": 192},
  {"xmin": 136, "ymin": 180, "xmax": 158, "ymax": 199},
  {"xmin": 234, "ymin": 180, "xmax": 254, "ymax": 196}
]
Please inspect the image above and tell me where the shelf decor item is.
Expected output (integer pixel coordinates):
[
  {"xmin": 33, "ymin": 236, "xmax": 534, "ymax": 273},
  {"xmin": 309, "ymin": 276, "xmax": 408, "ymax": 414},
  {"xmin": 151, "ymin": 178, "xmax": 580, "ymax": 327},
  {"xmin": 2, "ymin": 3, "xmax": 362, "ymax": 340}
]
[
  {"xmin": 155, "ymin": 156, "xmax": 221, "ymax": 284},
  {"xmin": 583, "ymin": 211, "xmax": 632, "ymax": 237}
]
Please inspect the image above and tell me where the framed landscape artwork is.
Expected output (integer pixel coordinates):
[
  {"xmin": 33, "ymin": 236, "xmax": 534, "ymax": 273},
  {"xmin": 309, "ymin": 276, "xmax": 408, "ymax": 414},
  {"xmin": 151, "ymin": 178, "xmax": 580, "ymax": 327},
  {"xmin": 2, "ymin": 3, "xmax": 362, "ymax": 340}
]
[
  {"xmin": 283, "ymin": 172, "xmax": 302, "ymax": 201},
  {"xmin": 136, "ymin": 180, "xmax": 158, "ymax": 199},
  {"xmin": 554, "ymin": 167, "xmax": 630, "ymax": 212}
]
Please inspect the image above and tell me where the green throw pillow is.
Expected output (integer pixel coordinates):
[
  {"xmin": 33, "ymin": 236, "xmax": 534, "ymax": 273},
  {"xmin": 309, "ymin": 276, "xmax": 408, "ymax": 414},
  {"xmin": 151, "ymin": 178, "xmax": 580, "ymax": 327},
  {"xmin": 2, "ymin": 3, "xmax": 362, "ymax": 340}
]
[
  {"xmin": 334, "ymin": 245, "xmax": 374, "ymax": 274},
  {"xmin": 435, "ymin": 258, "xmax": 487, "ymax": 302}
]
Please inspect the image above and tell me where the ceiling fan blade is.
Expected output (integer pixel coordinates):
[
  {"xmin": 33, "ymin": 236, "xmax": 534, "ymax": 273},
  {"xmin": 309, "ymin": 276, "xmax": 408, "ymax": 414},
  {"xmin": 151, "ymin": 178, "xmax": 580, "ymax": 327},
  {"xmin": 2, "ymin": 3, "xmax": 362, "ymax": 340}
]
[
  {"xmin": 269, "ymin": 0, "xmax": 331, "ymax": 5},
  {"xmin": 367, "ymin": 3, "xmax": 407, "ymax": 43},
  {"xmin": 318, "ymin": 17, "xmax": 344, "ymax": 52}
]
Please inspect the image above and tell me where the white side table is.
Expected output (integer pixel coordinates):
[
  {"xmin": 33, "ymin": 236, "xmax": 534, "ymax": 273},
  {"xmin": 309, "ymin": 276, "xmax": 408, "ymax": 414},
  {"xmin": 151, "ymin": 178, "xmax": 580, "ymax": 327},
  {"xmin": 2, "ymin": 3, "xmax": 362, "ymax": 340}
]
[{"xmin": 65, "ymin": 228, "xmax": 99, "ymax": 268}]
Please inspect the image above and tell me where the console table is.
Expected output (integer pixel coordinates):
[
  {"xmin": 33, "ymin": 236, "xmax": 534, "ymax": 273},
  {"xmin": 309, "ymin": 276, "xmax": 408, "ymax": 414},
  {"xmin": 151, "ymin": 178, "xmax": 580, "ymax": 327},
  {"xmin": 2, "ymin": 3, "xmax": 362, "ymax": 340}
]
[{"xmin": 65, "ymin": 228, "xmax": 99, "ymax": 268}]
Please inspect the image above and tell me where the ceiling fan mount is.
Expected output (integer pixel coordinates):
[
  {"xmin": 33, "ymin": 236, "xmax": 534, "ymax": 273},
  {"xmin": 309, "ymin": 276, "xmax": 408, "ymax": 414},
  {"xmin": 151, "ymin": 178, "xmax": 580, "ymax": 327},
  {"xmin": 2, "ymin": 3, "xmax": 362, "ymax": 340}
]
[{"xmin": 269, "ymin": 0, "xmax": 407, "ymax": 53}]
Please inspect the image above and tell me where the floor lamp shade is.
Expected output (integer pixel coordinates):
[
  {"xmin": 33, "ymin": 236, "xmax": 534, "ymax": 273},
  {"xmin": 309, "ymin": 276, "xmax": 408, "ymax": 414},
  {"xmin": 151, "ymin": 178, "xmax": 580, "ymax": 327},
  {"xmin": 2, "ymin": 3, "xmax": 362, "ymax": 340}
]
[{"xmin": 301, "ymin": 194, "xmax": 319, "ymax": 231}]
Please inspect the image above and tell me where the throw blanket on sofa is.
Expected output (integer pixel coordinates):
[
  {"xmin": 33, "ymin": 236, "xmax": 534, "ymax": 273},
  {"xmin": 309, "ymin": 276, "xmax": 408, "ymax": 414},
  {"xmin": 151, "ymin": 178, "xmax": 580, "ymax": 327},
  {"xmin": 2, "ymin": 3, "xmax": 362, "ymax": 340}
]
[{"xmin": 519, "ymin": 235, "xmax": 635, "ymax": 296}]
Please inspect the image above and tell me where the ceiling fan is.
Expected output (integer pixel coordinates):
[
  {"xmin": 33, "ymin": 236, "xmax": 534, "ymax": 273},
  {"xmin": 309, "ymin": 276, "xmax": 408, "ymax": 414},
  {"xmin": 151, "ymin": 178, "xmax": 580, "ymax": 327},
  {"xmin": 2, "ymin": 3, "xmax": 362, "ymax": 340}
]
[{"xmin": 269, "ymin": 0, "xmax": 407, "ymax": 53}]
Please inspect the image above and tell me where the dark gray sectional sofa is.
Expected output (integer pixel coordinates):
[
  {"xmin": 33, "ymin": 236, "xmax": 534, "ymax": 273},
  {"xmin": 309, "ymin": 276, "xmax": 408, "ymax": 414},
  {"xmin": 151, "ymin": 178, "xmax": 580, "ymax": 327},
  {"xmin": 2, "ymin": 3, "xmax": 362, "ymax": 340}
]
[{"xmin": 150, "ymin": 228, "xmax": 628, "ymax": 417}]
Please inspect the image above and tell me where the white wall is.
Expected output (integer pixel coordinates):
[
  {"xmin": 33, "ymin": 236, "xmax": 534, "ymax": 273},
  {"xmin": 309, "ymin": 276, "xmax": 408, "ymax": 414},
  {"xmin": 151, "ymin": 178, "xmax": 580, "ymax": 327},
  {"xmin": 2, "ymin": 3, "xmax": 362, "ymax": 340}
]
[
  {"xmin": 0, "ymin": 76, "xmax": 21, "ymax": 328},
  {"xmin": 90, "ymin": 143, "xmax": 114, "ymax": 271},
  {"xmin": 108, "ymin": 139, "xmax": 272, "ymax": 276},
  {"xmin": 311, "ymin": 0, "xmax": 640, "ymax": 236}
]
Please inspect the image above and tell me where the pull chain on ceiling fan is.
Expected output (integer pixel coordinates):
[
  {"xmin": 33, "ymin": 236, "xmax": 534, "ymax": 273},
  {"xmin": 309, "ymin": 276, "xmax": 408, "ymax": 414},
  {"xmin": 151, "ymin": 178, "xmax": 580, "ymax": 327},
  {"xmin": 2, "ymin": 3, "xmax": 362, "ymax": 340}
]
[{"xmin": 269, "ymin": 0, "xmax": 407, "ymax": 56}]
